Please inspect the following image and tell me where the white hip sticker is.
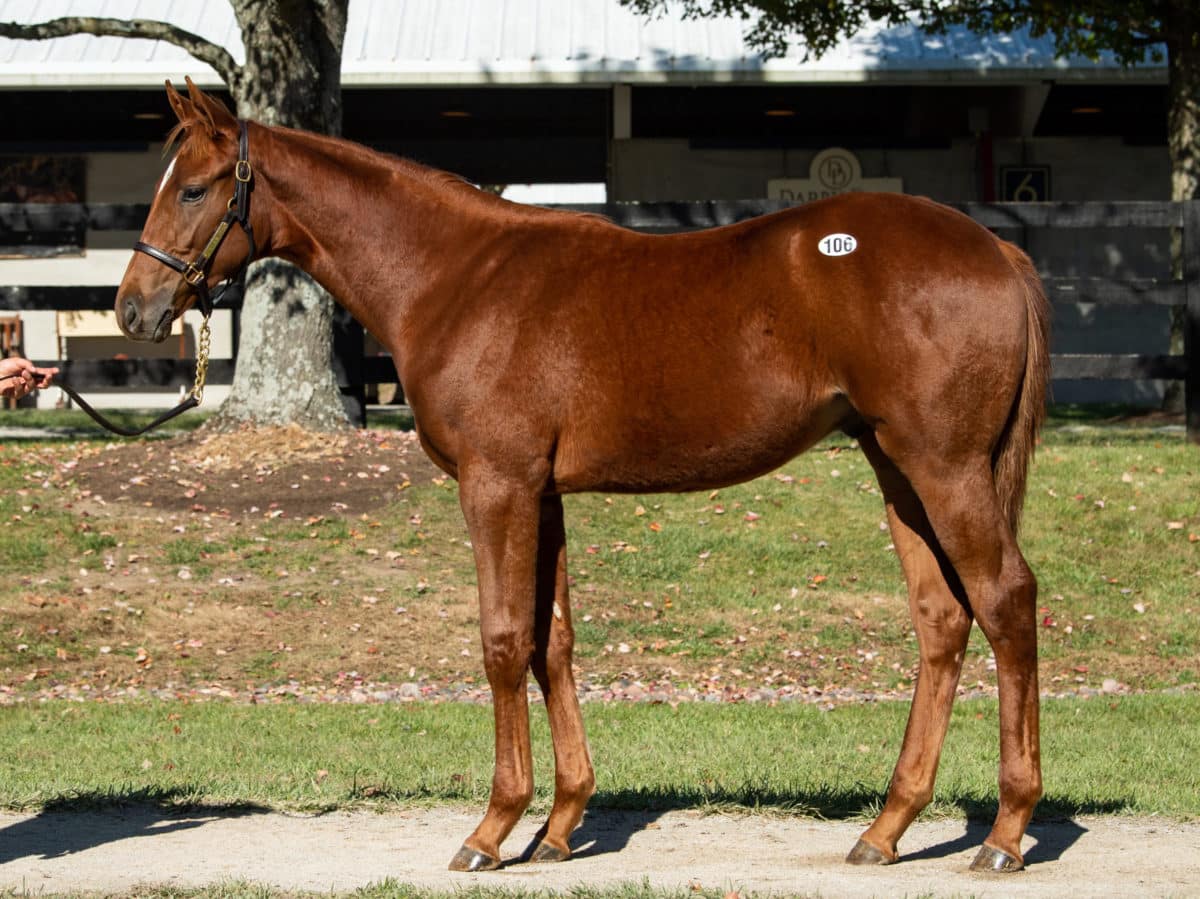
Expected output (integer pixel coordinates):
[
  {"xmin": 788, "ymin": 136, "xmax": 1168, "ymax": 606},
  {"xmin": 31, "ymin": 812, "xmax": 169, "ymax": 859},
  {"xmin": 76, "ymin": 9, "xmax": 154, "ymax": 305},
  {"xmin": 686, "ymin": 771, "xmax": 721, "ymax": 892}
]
[{"xmin": 818, "ymin": 233, "xmax": 857, "ymax": 257}]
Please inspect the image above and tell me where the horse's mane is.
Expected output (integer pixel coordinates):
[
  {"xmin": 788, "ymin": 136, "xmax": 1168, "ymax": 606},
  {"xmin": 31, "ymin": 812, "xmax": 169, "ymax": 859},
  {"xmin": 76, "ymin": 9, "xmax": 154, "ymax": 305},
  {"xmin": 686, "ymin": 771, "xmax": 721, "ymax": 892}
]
[
  {"xmin": 386, "ymin": 152, "xmax": 612, "ymax": 226},
  {"xmin": 168, "ymin": 120, "xmax": 611, "ymax": 226}
]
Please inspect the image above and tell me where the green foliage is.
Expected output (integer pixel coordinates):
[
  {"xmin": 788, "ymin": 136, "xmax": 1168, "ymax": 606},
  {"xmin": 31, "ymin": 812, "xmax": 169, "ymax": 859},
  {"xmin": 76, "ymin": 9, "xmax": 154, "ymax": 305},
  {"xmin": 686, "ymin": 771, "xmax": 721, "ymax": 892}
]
[{"xmin": 620, "ymin": 1, "xmax": 1182, "ymax": 65}]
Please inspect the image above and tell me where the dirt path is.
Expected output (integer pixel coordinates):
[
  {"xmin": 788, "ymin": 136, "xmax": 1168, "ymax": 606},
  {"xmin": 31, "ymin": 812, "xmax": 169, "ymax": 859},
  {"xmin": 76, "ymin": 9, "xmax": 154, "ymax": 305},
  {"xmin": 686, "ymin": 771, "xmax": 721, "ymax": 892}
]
[{"xmin": 0, "ymin": 807, "xmax": 1195, "ymax": 897}]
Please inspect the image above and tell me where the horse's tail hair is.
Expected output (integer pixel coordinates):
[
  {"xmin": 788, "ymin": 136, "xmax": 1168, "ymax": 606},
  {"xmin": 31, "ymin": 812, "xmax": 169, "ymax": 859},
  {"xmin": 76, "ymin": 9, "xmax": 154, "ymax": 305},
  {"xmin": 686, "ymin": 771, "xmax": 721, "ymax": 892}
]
[{"xmin": 993, "ymin": 240, "xmax": 1051, "ymax": 534}]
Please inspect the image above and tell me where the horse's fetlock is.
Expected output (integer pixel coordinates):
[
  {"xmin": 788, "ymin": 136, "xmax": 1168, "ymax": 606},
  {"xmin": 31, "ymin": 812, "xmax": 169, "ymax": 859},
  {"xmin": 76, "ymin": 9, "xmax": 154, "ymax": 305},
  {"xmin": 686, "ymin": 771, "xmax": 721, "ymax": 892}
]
[
  {"xmin": 558, "ymin": 767, "xmax": 596, "ymax": 802},
  {"xmin": 891, "ymin": 783, "xmax": 934, "ymax": 813},
  {"xmin": 999, "ymin": 771, "xmax": 1042, "ymax": 809},
  {"xmin": 489, "ymin": 774, "xmax": 535, "ymax": 816}
]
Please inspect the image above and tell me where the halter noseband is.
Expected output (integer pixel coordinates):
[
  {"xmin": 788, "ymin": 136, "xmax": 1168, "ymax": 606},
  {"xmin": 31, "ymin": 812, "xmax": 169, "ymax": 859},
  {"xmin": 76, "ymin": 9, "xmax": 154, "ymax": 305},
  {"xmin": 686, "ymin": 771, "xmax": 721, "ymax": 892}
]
[{"xmin": 133, "ymin": 119, "xmax": 256, "ymax": 318}]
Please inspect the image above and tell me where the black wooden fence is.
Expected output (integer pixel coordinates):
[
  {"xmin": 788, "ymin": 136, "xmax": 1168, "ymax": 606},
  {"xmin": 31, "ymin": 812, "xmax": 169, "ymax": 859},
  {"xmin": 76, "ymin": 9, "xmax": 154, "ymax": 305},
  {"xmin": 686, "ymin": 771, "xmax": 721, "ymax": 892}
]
[{"xmin": 1, "ymin": 199, "xmax": 1197, "ymax": 441}]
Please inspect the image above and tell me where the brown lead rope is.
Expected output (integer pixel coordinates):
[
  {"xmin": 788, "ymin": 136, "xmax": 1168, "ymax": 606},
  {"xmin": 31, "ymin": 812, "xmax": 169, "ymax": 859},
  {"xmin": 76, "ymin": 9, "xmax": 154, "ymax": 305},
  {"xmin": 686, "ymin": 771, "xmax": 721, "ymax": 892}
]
[{"xmin": 47, "ymin": 316, "xmax": 212, "ymax": 438}]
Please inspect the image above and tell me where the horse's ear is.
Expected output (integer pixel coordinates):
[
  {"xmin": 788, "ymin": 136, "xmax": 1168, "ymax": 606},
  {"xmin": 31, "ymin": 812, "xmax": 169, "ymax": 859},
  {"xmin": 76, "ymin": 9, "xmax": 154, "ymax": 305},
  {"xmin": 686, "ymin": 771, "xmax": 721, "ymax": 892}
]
[
  {"xmin": 165, "ymin": 79, "xmax": 193, "ymax": 124},
  {"xmin": 184, "ymin": 76, "xmax": 237, "ymax": 136}
]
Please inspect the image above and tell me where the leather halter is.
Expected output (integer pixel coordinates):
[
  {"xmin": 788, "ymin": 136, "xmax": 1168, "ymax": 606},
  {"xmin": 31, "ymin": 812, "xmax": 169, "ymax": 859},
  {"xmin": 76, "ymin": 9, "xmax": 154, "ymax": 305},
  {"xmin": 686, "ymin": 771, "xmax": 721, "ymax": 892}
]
[
  {"xmin": 133, "ymin": 119, "xmax": 256, "ymax": 317},
  {"xmin": 52, "ymin": 122, "xmax": 255, "ymax": 438}
]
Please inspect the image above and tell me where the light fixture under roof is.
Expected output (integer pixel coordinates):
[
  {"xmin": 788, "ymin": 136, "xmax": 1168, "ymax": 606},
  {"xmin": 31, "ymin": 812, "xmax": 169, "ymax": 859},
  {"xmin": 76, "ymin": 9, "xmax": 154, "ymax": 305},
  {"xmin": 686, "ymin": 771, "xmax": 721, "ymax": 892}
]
[
  {"xmin": 764, "ymin": 108, "xmax": 796, "ymax": 117},
  {"xmin": 133, "ymin": 112, "xmax": 164, "ymax": 120},
  {"xmin": 1071, "ymin": 106, "xmax": 1103, "ymax": 114},
  {"xmin": 440, "ymin": 109, "xmax": 472, "ymax": 118}
]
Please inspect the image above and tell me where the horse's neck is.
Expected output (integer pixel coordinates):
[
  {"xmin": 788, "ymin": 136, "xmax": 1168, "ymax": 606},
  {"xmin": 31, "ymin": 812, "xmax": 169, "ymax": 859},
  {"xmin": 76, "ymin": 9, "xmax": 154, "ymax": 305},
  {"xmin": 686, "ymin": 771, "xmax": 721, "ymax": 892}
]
[{"xmin": 256, "ymin": 125, "xmax": 496, "ymax": 341}]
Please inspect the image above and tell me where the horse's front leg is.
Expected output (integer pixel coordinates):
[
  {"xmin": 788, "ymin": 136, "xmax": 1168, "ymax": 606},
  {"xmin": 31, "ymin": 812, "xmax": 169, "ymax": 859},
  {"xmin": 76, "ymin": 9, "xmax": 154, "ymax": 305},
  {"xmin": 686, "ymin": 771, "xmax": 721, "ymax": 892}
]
[
  {"xmin": 528, "ymin": 494, "xmax": 595, "ymax": 862},
  {"xmin": 449, "ymin": 464, "xmax": 547, "ymax": 872}
]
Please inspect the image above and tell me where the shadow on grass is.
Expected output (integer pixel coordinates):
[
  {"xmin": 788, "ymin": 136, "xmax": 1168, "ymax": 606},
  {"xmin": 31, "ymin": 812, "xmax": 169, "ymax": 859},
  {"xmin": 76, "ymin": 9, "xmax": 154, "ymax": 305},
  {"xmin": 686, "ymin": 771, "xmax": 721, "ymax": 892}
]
[
  {"xmin": 573, "ymin": 786, "xmax": 1130, "ymax": 866},
  {"xmin": 0, "ymin": 786, "xmax": 270, "ymax": 865}
]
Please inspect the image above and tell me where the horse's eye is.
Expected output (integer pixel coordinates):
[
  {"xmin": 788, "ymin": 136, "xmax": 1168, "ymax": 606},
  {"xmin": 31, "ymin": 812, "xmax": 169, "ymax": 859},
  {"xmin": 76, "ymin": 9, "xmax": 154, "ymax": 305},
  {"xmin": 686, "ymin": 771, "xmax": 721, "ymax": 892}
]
[{"xmin": 181, "ymin": 186, "xmax": 206, "ymax": 204}]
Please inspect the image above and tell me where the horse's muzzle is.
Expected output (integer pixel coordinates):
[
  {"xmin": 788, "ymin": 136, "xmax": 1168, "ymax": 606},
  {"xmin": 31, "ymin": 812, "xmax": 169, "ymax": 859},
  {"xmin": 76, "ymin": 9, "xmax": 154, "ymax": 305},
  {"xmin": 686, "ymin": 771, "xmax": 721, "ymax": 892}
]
[{"xmin": 117, "ymin": 291, "xmax": 175, "ymax": 343}]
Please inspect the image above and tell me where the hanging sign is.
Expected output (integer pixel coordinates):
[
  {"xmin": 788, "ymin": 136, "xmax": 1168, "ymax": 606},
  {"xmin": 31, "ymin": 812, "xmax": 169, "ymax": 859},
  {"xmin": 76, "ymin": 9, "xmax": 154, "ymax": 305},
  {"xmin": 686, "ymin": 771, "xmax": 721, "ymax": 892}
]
[{"xmin": 767, "ymin": 147, "xmax": 903, "ymax": 202}]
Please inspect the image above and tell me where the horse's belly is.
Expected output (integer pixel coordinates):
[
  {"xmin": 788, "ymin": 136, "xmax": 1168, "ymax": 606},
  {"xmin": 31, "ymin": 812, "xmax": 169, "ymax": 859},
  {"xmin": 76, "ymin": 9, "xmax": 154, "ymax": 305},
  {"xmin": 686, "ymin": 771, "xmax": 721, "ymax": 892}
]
[{"xmin": 552, "ymin": 395, "xmax": 852, "ymax": 494}]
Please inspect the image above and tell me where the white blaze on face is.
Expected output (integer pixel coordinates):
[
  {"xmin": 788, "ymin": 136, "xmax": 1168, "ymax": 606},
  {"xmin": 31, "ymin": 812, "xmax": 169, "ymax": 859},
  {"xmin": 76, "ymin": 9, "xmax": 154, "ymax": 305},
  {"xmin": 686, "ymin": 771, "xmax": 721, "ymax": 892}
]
[{"xmin": 156, "ymin": 155, "xmax": 177, "ymax": 198}]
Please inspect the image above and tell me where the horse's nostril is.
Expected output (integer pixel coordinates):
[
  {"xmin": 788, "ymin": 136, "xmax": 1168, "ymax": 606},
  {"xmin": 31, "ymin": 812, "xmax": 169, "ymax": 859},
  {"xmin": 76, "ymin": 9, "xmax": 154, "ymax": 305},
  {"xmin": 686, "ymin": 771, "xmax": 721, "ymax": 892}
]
[{"xmin": 122, "ymin": 300, "xmax": 140, "ymax": 332}]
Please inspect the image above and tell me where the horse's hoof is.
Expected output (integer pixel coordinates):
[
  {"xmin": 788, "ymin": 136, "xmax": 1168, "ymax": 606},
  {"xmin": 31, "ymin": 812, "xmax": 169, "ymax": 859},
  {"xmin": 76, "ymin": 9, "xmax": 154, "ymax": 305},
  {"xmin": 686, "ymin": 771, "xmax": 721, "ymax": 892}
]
[
  {"xmin": 448, "ymin": 845, "xmax": 501, "ymax": 872},
  {"xmin": 969, "ymin": 844, "xmax": 1024, "ymax": 873},
  {"xmin": 846, "ymin": 838, "xmax": 897, "ymax": 865},
  {"xmin": 529, "ymin": 841, "xmax": 571, "ymax": 863}
]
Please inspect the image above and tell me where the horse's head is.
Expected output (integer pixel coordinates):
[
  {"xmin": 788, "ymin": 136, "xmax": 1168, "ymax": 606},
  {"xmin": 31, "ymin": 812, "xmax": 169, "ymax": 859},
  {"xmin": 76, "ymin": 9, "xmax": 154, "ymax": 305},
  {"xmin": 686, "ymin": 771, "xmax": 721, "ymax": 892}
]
[{"xmin": 116, "ymin": 78, "xmax": 254, "ymax": 341}]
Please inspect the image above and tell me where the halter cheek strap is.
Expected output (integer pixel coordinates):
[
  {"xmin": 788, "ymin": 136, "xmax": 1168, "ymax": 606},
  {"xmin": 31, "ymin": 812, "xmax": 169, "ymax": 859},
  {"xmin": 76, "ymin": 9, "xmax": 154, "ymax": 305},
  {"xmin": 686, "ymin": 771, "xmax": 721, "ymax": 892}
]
[{"xmin": 133, "ymin": 120, "xmax": 256, "ymax": 317}]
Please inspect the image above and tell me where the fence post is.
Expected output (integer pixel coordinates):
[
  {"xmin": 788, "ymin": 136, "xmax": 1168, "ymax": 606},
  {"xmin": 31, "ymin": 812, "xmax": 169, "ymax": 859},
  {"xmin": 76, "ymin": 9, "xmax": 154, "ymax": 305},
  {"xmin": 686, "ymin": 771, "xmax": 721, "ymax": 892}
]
[{"xmin": 1186, "ymin": 200, "xmax": 1200, "ymax": 445}]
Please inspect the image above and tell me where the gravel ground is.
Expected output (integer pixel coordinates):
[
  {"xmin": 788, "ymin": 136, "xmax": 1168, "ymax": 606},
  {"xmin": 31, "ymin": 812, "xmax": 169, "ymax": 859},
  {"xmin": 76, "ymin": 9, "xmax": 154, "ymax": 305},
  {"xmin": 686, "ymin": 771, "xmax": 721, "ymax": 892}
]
[{"xmin": 0, "ymin": 807, "xmax": 1197, "ymax": 897}]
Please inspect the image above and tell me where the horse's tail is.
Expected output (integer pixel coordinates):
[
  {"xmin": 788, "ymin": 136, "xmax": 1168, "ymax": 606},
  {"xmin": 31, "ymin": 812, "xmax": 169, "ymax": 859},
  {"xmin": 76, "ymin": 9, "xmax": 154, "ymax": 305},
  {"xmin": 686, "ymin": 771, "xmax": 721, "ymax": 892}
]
[{"xmin": 993, "ymin": 240, "xmax": 1051, "ymax": 534}]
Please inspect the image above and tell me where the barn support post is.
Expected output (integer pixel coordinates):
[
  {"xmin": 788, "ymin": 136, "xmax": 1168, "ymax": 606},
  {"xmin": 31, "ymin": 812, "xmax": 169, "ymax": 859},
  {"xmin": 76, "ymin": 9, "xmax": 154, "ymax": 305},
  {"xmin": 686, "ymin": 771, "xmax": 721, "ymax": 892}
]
[{"xmin": 1185, "ymin": 200, "xmax": 1200, "ymax": 444}]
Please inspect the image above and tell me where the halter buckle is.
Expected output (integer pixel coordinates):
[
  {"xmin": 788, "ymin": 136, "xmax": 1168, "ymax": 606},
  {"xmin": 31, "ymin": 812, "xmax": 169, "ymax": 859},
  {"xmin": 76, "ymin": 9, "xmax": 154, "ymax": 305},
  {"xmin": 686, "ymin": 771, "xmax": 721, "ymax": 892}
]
[
  {"xmin": 235, "ymin": 160, "xmax": 252, "ymax": 183},
  {"xmin": 184, "ymin": 263, "xmax": 206, "ymax": 286}
]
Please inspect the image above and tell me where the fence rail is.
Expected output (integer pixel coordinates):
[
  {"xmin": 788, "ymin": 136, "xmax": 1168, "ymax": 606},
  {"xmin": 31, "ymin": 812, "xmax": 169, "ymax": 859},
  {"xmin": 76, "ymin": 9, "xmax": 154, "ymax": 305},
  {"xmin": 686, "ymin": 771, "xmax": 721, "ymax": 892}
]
[{"xmin": 2, "ymin": 199, "xmax": 1197, "ymax": 441}]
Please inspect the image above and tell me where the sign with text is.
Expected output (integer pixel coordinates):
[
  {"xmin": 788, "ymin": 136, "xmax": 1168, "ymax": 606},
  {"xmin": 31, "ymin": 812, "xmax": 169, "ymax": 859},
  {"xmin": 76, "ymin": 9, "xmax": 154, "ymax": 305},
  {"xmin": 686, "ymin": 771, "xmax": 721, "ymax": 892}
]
[
  {"xmin": 767, "ymin": 147, "xmax": 903, "ymax": 202},
  {"xmin": 1000, "ymin": 166, "xmax": 1051, "ymax": 202}
]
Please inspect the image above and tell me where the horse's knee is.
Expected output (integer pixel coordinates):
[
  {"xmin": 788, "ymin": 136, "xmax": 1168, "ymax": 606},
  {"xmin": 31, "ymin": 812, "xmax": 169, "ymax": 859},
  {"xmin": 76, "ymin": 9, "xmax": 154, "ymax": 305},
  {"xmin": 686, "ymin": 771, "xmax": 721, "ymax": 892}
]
[
  {"xmin": 532, "ymin": 618, "xmax": 575, "ymax": 682},
  {"xmin": 481, "ymin": 625, "xmax": 535, "ymax": 690}
]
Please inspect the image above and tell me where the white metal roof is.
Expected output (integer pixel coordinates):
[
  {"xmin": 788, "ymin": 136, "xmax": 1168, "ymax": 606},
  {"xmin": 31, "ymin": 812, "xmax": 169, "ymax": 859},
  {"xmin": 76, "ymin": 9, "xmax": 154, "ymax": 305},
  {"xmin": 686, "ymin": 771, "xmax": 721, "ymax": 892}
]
[{"xmin": 0, "ymin": 0, "xmax": 1166, "ymax": 88}]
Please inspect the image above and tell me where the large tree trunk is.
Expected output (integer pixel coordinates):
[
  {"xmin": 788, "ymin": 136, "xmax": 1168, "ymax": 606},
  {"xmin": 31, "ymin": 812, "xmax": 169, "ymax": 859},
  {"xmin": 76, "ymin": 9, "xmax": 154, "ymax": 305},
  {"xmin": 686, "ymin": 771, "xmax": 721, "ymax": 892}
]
[
  {"xmin": 1166, "ymin": 4, "xmax": 1199, "ymax": 205},
  {"xmin": 1162, "ymin": 1, "xmax": 1199, "ymax": 412},
  {"xmin": 210, "ymin": 0, "xmax": 352, "ymax": 431}
]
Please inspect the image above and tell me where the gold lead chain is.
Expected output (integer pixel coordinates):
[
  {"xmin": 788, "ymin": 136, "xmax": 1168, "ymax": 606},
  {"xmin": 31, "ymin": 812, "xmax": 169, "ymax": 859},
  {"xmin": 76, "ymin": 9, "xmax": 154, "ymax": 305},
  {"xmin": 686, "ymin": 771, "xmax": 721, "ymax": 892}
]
[{"xmin": 189, "ymin": 315, "xmax": 212, "ymax": 403}]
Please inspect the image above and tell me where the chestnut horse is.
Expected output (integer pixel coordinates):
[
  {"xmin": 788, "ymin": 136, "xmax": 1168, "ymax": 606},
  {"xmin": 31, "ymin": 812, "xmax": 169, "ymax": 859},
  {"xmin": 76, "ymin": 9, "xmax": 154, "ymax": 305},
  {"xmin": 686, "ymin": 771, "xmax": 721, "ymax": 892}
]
[{"xmin": 117, "ymin": 80, "xmax": 1050, "ymax": 874}]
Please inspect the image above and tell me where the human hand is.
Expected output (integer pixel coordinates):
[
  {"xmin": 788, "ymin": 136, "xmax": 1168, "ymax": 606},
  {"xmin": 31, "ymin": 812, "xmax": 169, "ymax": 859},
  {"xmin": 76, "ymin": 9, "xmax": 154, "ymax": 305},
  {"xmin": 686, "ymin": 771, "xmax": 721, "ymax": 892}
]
[{"xmin": 0, "ymin": 357, "xmax": 58, "ymax": 399}]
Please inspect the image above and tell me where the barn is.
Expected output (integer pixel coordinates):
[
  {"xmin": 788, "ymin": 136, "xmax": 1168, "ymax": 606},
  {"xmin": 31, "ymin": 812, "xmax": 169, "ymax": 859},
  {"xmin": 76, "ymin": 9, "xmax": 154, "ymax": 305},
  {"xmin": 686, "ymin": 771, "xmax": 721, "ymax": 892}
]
[{"xmin": 0, "ymin": 1, "xmax": 1173, "ymax": 409}]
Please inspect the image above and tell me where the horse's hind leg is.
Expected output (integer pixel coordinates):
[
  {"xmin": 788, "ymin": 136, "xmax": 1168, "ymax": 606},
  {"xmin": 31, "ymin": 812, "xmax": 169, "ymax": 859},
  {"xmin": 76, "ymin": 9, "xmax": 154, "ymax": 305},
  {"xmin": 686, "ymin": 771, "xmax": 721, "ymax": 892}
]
[
  {"xmin": 923, "ymin": 473, "xmax": 1041, "ymax": 871},
  {"xmin": 527, "ymin": 494, "xmax": 596, "ymax": 862},
  {"xmin": 870, "ymin": 438, "xmax": 1042, "ymax": 871},
  {"xmin": 448, "ymin": 465, "xmax": 546, "ymax": 872},
  {"xmin": 847, "ymin": 432, "xmax": 974, "ymax": 865}
]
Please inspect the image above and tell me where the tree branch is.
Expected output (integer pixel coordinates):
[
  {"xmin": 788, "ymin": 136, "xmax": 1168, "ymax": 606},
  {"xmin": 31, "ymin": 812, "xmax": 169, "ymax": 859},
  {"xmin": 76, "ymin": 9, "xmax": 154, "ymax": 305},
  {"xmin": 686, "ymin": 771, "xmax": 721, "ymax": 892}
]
[{"xmin": 0, "ymin": 17, "xmax": 241, "ymax": 87}]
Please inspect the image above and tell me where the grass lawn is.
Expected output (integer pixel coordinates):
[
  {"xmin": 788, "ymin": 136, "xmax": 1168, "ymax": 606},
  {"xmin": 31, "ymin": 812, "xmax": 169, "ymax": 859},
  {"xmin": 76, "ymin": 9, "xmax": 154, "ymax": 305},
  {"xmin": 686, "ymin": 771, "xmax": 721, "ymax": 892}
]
[
  {"xmin": 0, "ymin": 407, "xmax": 1194, "ymax": 822},
  {"xmin": 0, "ymin": 693, "xmax": 1196, "ymax": 819},
  {"xmin": 0, "ymin": 407, "xmax": 1195, "ymax": 896},
  {"xmin": 5, "ymin": 406, "xmax": 1193, "ymax": 697}
]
